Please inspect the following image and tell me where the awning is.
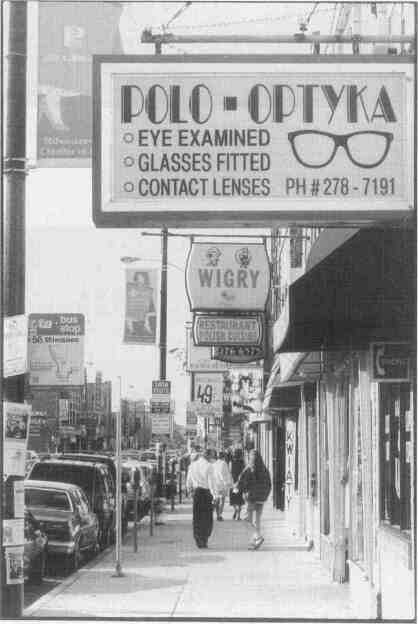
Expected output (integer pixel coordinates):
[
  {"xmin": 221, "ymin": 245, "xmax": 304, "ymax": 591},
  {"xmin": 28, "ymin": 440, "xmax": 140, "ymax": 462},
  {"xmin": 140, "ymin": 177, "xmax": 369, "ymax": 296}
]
[
  {"xmin": 278, "ymin": 227, "xmax": 415, "ymax": 353},
  {"xmin": 262, "ymin": 381, "xmax": 301, "ymax": 414}
]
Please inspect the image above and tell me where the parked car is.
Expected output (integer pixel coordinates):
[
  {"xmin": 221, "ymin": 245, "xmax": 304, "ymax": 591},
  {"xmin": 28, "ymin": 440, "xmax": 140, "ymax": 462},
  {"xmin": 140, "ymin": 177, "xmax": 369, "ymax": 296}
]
[
  {"xmin": 139, "ymin": 450, "xmax": 157, "ymax": 464},
  {"xmin": 24, "ymin": 509, "xmax": 48, "ymax": 583},
  {"xmin": 53, "ymin": 453, "xmax": 128, "ymax": 536},
  {"xmin": 122, "ymin": 461, "xmax": 152, "ymax": 520},
  {"xmin": 27, "ymin": 458, "xmax": 114, "ymax": 549},
  {"xmin": 25, "ymin": 451, "xmax": 39, "ymax": 476},
  {"xmin": 24, "ymin": 480, "xmax": 98, "ymax": 572}
]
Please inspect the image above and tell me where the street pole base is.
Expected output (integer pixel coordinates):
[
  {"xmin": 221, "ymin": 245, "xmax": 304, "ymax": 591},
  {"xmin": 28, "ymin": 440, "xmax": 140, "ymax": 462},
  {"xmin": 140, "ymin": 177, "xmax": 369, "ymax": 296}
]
[{"xmin": 112, "ymin": 562, "xmax": 125, "ymax": 578}]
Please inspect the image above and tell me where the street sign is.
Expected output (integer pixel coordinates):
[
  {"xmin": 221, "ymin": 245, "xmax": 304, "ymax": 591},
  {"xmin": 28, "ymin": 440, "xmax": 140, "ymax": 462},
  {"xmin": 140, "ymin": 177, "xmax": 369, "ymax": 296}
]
[
  {"xmin": 150, "ymin": 400, "xmax": 171, "ymax": 414},
  {"xmin": 212, "ymin": 344, "xmax": 264, "ymax": 364},
  {"xmin": 185, "ymin": 242, "xmax": 270, "ymax": 312},
  {"xmin": 4, "ymin": 315, "xmax": 28, "ymax": 378},
  {"xmin": 27, "ymin": 314, "xmax": 85, "ymax": 386},
  {"xmin": 151, "ymin": 380, "xmax": 171, "ymax": 412},
  {"xmin": 371, "ymin": 342, "xmax": 410, "ymax": 382},
  {"xmin": 93, "ymin": 57, "xmax": 412, "ymax": 228},
  {"xmin": 193, "ymin": 314, "xmax": 263, "ymax": 347},
  {"xmin": 193, "ymin": 373, "xmax": 223, "ymax": 414},
  {"xmin": 151, "ymin": 413, "xmax": 171, "ymax": 435}
]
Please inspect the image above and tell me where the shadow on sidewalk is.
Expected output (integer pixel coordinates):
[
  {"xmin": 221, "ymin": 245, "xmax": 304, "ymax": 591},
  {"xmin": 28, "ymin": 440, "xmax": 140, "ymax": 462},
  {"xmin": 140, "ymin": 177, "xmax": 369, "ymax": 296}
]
[{"xmin": 63, "ymin": 571, "xmax": 186, "ymax": 595}]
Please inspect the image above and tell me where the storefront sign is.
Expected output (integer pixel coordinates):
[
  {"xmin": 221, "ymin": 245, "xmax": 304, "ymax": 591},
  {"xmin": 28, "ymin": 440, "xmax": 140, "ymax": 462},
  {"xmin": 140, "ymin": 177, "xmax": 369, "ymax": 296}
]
[
  {"xmin": 186, "ymin": 325, "xmax": 227, "ymax": 372},
  {"xmin": 186, "ymin": 242, "xmax": 270, "ymax": 311},
  {"xmin": 28, "ymin": 314, "xmax": 85, "ymax": 386},
  {"xmin": 93, "ymin": 57, "xmax": 412, "ymax": 228},
  {"xmin": 193, "ymin": 314, "xmax": 263, "ymax": 347},
  {"xmin": 212, "ymin": 344, "xmax": 264, "ymax": 364},
  {"xmin": 371, "ymin": 342, "xmax": 410, "ymax": 382},
  {"xmin": 4, "ymin": 315, "xmax": 28, "ymax": 378},
  {"xmin": 193, "ymin": 373, "xmax": 223, "ymax": 414}
]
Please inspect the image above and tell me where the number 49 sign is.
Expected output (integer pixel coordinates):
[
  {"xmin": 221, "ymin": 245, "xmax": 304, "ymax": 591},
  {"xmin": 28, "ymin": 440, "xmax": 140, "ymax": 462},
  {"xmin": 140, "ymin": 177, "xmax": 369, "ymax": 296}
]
[{"xmin": 193, "ymin": 373, "xmax": 223, "ymax": 413}]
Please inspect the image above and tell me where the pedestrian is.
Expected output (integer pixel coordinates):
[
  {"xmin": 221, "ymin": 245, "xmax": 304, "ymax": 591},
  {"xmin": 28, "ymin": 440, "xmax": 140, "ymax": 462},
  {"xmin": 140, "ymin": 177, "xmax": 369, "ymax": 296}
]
[
  {"xmin": 235, "ymin": 449, "xmax": 271, "ymax": 550},
  {"xmin": 186, "ymin": 448, "xmax": 216, "ymax": 548},
  {"xmin": 229, "ymin": 447, "xmax": 245, "ymax": 520},
  {"xmin": 212, "ymin": 451, "xmax": 233, "ymax": 521}
]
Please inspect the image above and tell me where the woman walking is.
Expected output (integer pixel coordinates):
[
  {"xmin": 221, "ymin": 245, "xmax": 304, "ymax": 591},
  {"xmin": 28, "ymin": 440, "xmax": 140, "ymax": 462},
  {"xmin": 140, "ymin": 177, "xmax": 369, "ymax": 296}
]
[
  {"xmin": 229, "ymin": 447, "xmax": 245, "ymax": 520},
  {"xmin": 235, "ymin": 449, "xmax": 271, "ymax": 550}
]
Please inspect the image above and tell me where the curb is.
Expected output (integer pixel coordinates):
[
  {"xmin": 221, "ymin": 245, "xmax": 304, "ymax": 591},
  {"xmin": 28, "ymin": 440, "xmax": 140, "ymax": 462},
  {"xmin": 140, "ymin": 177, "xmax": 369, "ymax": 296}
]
[{"xmin": 23, "ymin": 544, "xmax": 114, "ymax": 617}]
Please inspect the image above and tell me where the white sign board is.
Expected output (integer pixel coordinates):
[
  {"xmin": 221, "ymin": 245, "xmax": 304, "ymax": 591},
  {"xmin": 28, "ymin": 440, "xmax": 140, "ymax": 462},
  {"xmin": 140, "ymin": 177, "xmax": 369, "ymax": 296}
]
[
  {"xmin": 152, "ymin": 413, "xmax": 171, "ymax": 435},
  {"xmin": 193, "ymin": 373, "xmax": 223, "ymax": 414},
  {"xmin": 186, "ymin": 325, "xmax": 227, "ymax": 372},
  {"xmin": 28, "ymin": 314, "xmax": 85, "ymax": 386},
  {"xmin": 186, "ymin": 242, "xmax": 270, "ymax": 311},
  {"xmin": 93, "ymin": 57, "xmax": 412, "ymax": 228},
  {"xmin": 4, "ymin": 315, "xmax": 28, "ymax": 378},
  {"xmin": 193, "ymin": 314, "xmax": 263, "ymax": 346}
]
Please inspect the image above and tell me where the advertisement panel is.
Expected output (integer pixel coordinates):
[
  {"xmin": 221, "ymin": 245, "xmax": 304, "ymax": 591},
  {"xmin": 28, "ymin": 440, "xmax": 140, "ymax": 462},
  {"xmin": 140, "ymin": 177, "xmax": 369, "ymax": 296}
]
[
  {"xmin": 186, "ymin": 242, "xmax": 270, "ymax": 311},
  {"xmin": 186, "ymin": 325, "xmax": 227, "ymax": 372},
  {"xmin": 371, "ymin": 342, "xmax": 410, "ymax": 382},
  {"xmin": 93, "ymin": 57, "xmax": 412, "ymax": 228},
  {"xmin": 36, "ymin": 1, "xmax": 123, "ymax": 166},
  {"xmin": 4, "ymin": 315, "xmax": 28, "ymax": 378},
  {"xmin": 28, "ymin": 314, "xmax": 85, "ymax": 386},
  {"xmin": 193, "ymin": 373, "xmax": 223, "ymax": 414},
  {"xmin": 3, "ymin": 402, "xmax": 32, "ymax": 478},
  {"xmin": 123, "ymin": 268, "xmax": 159, "ymax": 344},
  {"xmin": 212, "ymin": 344, "xmax": 264, "ymax": 364},
  {"xmin": 193, "ymin": 314, "xmax": 263, "ymax": 347}
]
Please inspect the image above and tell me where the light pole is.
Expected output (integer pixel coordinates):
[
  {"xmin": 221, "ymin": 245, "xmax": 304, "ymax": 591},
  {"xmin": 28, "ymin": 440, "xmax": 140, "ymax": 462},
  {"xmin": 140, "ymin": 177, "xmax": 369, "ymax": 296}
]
[{"xmin": 113, "ymin": 375, "xmax": 124, "ymax": 577}]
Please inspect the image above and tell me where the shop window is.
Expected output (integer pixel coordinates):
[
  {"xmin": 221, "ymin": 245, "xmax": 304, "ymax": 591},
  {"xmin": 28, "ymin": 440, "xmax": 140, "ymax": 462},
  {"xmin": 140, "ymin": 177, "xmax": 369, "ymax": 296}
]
[{"xmin": 380, "ymin": 383, "xmax": 412, "ymax": 531}]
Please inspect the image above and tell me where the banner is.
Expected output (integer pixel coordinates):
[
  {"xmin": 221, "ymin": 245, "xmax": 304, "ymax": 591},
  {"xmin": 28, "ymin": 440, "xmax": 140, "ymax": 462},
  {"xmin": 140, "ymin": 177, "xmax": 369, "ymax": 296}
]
[
  {"xmin": 28, "ymin": 314, "xmax": 85, "ymax": 385},
  {"xmin": 37, "ymin": 1, "xmax": 123, "ymax": 166},
  {"xmin": 123, "ymin": 268, "xmax": 159, "ymax": 344}
]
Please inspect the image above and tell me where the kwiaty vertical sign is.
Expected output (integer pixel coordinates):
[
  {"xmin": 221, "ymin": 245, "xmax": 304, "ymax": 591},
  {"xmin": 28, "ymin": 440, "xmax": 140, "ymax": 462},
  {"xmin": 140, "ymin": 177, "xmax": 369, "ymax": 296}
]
[{"xmin": 37, "ymin": 1, "xmax": 123, "ymax": 166}]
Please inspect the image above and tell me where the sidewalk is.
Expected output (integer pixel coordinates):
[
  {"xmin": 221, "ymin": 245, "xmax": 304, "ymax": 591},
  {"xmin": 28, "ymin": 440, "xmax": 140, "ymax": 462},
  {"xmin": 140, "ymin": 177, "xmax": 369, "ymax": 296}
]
[{"xmin": 25, "ymin": 501, "xmax": 357, "ymax": 619}]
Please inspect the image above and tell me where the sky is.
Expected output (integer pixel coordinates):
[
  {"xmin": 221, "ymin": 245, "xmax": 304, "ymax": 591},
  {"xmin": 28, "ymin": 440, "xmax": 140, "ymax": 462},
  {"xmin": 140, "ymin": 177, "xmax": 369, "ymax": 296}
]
[{"xmin": 21, "ymin": 1, "xmax": 415, "ymax": 420}]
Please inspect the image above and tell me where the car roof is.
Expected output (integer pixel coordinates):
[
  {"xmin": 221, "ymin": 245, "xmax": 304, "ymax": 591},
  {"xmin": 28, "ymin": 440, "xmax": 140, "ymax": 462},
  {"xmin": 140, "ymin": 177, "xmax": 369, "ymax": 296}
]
[
  {"xmin": 24, "ymin": 479, "xmax": 81, "ymax": 493},
  {"xmin": 35, "ymin": 458, "xmax": 98, "ymax": 468}
]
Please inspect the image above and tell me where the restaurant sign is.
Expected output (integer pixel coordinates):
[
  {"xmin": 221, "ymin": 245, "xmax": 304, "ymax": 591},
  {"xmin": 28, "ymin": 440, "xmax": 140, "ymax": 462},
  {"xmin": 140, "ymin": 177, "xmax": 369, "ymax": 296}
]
[
  {"xmin": 212, "ymin": 344, "xmax": 264, "ymax": 364},
  {"xmin": 193, "ymin": 314, "xmax": 263, "ymax": 347},
  {"xmin": 186, "ymin": 242, "xmax": 270, "ymax": 312},
  {"xmin": 371, "ymin": 342, "xmax": 410, "ymax": 382},
  {"xmin": 93, "ymin": 57, "xmax": 411, "ymax": 228}
]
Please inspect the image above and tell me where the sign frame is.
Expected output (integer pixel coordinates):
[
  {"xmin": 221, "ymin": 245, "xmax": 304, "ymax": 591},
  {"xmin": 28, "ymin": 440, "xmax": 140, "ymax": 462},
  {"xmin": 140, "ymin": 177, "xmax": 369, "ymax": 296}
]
[
  {"xmin": 370, "ymin": 342, "xmax": 411, "ymax": 382},
  {"xmin": 212, "ymin": 344, "xmax": 265, "ymax": 364},
  {"xmin": 193, "ymin": 313, "xmax": 264, "ymax": 347},
  {"xmin": 92, "ymin": 54, "xmax": 413, "ymax": 229}
]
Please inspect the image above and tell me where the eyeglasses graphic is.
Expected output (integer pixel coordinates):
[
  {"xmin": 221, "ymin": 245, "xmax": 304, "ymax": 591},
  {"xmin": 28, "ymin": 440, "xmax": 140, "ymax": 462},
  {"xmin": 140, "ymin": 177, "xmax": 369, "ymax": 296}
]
[{"xmin": 288, "ymin": 130, "xmax": 394, "ymax": 169}]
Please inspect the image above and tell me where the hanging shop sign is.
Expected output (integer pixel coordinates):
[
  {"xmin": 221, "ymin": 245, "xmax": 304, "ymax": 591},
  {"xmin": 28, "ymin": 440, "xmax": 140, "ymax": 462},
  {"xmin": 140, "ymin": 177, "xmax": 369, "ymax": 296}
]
[
  {"xmin": 371, "ymin": 342, "xmax": 410, "ymax": 382},
  {"xmin": 93, "ymin": 56, "xmax": 412, "ymax": 228},
  {"xmin": 193, "ymin": 373, "xmax": 223, "ymax": 414},
  {"xmin": 186, "ymin": 324, "xmax": 227, "ymax": 372},
  {"xmin": 212, "ymin": 344, "xmax": 264, "ymax": 364},
  {"xmin": 193, "ymin": 314, "xmax": 263, "ymax": 347},
  {"xmin": 27, "ymin": 314, "xmax": 85, "ymax": 386},
  {"xmin": 185, "ymin": 242, "xmax": 270, "ymax": 312}
]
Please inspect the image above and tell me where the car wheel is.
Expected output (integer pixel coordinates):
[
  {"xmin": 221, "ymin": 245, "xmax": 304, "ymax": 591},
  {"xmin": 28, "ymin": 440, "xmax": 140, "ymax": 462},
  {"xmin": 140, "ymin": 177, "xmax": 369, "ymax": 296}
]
[
  {"xmin": 67, "ymin": 541, "xmax": 81, "ymax": 574},
  {"xmin": 30, "ymin": 550, "xmax": 47, "ymax": 584}
]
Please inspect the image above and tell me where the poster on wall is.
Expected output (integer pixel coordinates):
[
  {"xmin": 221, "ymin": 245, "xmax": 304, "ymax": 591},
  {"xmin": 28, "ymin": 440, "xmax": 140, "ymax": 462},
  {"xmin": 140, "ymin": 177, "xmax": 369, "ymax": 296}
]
[
  {"xmin": 4, "ymin": 315, "xmax": 28, "ymax": 378},
  {"xmin": 5, "ymin": 547, "xmax": 24, "ymax": 585},
  {"xmin": 123, "ymin": 268, "xmax": 159, "ymax": 344},
  {"xmin": 3, "ymin": 403, "xmax": 32, "ymax": 478},
  {"xmin": 3, "ymin": 519, "xmax": 24, "ymax": 547}
]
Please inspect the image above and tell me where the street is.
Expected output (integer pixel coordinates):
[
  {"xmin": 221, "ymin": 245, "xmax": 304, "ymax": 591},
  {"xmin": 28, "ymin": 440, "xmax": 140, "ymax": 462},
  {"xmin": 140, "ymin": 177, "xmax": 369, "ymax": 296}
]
[{"xmin": 24, "ymin": 501, "xmax": 359, "ymax": 620}]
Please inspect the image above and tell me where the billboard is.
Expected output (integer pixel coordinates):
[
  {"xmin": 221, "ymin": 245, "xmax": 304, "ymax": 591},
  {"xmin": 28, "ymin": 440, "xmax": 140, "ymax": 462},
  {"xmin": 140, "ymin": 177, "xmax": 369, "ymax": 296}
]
[
  {"xmin": 36, "ymin": 1, "xmax": 123, "ymax": 166},
  {"xmin": 186, "ymin": 242, "xmax": 270, "ymax": 312},
  {"xmin": 27, "ymin": 314, "xmax": 85, "ymax": 386},
  {"xmin": 93, "ymin": 56, "xmax": 413, "ymax": 228},
  {"xmin": 123, "ymin": 268, "xmax": 159, "ymax": 344},
  {"xmin": 193, "ymin": 314, "xmax": 263, "ymax": 347}
]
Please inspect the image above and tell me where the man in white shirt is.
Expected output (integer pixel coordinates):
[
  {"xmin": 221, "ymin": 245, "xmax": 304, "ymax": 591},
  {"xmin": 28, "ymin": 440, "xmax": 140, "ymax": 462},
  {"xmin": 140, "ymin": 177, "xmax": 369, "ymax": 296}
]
[
  {"xmin": 212, "ymin": 451, "xmax": 233, "ymax": 521},
  {"xmin": 186, "ymin": 448, "xmax": 216, "ymax": 548}
]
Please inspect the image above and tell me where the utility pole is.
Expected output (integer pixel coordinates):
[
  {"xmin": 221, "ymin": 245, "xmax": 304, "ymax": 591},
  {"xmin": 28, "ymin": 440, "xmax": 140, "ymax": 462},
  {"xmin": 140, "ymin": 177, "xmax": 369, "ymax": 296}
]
[
  {"xmin": 159, "ymin": 228, "xmax": 168, "ymax": 381},
  {"xmin": 2, "ymin": 0, "xmax": 28, "ymax": 617}
]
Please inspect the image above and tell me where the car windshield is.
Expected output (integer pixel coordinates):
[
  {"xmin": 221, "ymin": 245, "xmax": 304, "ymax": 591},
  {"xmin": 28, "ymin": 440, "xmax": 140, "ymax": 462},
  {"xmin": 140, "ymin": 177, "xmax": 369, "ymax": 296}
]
[
  {"xmin": 29, "ymin": 463, "xmax": 94, "ymax": 501},
  {"xmin": 25, "ymin": 488, "xmax": 71, "ymax": 510}
]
